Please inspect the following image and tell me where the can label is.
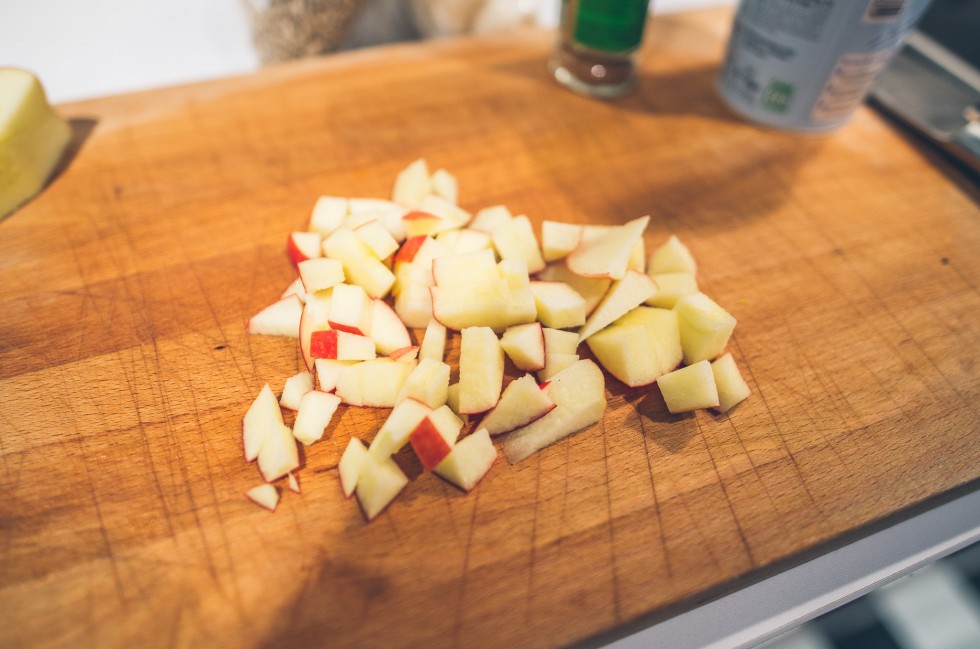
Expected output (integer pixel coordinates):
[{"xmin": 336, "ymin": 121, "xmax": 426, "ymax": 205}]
[
  {"xmin": 718, "ymin": 0, "xmax": 932, "ymax": 131},
  {"xmin": 571, "ymin": 0, "xmax": 650, "ymax": 52}
]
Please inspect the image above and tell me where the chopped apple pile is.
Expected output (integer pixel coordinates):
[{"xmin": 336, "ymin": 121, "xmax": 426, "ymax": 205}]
[{"xmin": 239, "ymin": 159, "xmax": 752, "ymax": 519}]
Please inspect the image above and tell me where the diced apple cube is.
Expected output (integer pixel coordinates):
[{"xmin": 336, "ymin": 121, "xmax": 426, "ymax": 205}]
[
  {"xmin": 392, "ymin": 158, "xmax": 431, "ymax": 209},
  {"xmin": 314, "ymin": 358, "xmax": 357, "ymax": 392},
  {"xmin": 335, "ymin": 358, "xmax": 415, "ymax": 407},
  {"xmin": 537, "ymin": 351, "xmax": 580, "ymax": 382},
  {"xmin": 287, "ymin": 231, "xmax": 322, "ymax": 267},
  {"xmin": 327, "ymin": 283, "xmax": 372, "ymax": 335},
  {"xmin": 480, "ymin": 374, "xmax": 556, "ymax": 436},
  {"xmin": 245, "ymin": 484, "xmax": 280, "ymax": 511},
  {"xmin": 338, "ymin": 437, "xmax": 368, "ymax": 497},
  {"xmin": 432, "ymin": 248, "xmax": 498, "ymax": 286},
  {"xmin": 542, "ymin": 327, "xmax": 579, "ymax": 355},
  {"xmin": 369, "ymin": 398, "xmax": 432, "ymax": 458},
  {"xmin": 500, "ymin": 322, "xmax": 546, "ymax": 372},
  {"xmin": 279, "ymin": 370, "xmax": 314, "ymax": 411},
  {"xmin": 566, "ymin": 215, "xmax": 649, "ymax": 280},
  {"xmin": 586, "ymin": 307, "xmax": 682, "ymax": 387},
  {"xmin": 355, "ymin": 452, "xmax": 409, "ymax": 521},
  {"xmin": 434, "ymin": 428, "xmax": 498, "ymax": 492},
  {"xmin": 656, "ymin": 360, "xmax": 719, "ymax": 413},
  {"xmin": 308, "ymin": 196, "xmax": 348, "ymax": 236},
  {"xmin": 578, "ymin": 270, "xmax": 657, "ymax": 342},
  {"xmin": 711, "ymin": 352, "xmax": 751, "ymax": 413},
  {"xmin": 431, "ymin": 168, "xmax": 458, "ymax": 204},
  {"xmin": 458, "ymin": 326, "xmax": 505, "ymax": 414},
  {"xmin": 322, "ymin": 226, "xmax": 396, "ymax": 299},
  {"xmin": 248, "ymin": 294, "xmax": 303, "ymax": 338},
  {"xmin": 538, "ymin": 262, "xmax": 611, "ymax": 315},
  {"xmin": 469, "ymin": 205, "xmax": 512, "ymax": 233},
  {"xmin": 530, "ymin": 281, "xmax": 586, "ymax": 329},
  {"xmin": 645, "ymin": 272, "xmax": 699, "ymax": 309},
  {"xmin": 242, "ymin": 384, "xmax": 284, "ymax": 462},
  {"xmin": 649, "ymin": 234, "xmax": 697, "ymax": 275},
  {"xmin": 673, "ymin": 292, "xmax": 736, "ymax": 364},
  {"xmin": 257, "ymin": 422, "xmax": 300, "ymax": 482},
  {"xmin": 492, "ymin": 214, "xmax": 546, "ymax": 274},
  {"xmin": 541, "ymin": 221, "xmax": 583, "ymax": 262},
  {"xmin": 354, "ymin": 219, "xmax": 399, "ymax": 260},
  {"xmin": 419, "ymin": 319, "xmax": 447, "ymax": 362},
  {"xmin": 367, "ymin": 299, "xmax": 412, "ymax": 356},
  {"xmin": 293, "ymin": 390, "xmax": 342, "ymax": 445},
  {"xmin": 395, "ymin": 357, "xmax": 451, "ymax": 409}
]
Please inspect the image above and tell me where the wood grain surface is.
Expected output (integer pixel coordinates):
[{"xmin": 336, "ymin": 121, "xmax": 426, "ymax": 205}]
[{"xmin": 1, "ymin": 9, "xmax": 978, "ymax": 649}]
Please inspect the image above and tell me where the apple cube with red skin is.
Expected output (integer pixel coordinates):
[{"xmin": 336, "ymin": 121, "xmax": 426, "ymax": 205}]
[
  {"xmin": 457, "ymin": 326, "xmax": 505, "ymax": 414},
  {"xmin": 287, "ymin": 231, "xmax": 322, "ymax": 267},
  {"xmin": 434, "ymin": 428, "xmax": 498, "ymax": 492},
  {"xmin": 368, "ymin": 398, "xmax": 432, "ymax": 458},
  {"xmin": 501, "ymin": 359, "xmax": 606, "ymax": 464},
  {"xmin": 566, "ymin": 215, "xmax": 649, "ymax": 280},
  {"xmin": 293, "ymin": 390, "xmax": 342, "ymax": 445},
  {"xmin": 355, "ymin": 452, "xmax": 409, "ymax": 521},
  {"xmin": 246, "ymin": 484, "xmax": 280, "ymax": 511},
  {"xmin": 656, "ymin": 360, "xmax": 720, "ymax": 413},
  {"xmin": 310, "ymin": 329, "xmax": 376, "ymax": 361},
  {"xmin": 408, "ymin": 404, "xmax": 465, "ymax": 470},
  {"xmin": 480, "ymin": 374, "xmax": 556, "ymax": 436},
  {"xmin": 500, "ymin": 322, "xmax": 545, "ymax": 372},
  {"xmin": 338, "ymin": 437, "xmax": 368, "ymax": 498},
  {"xmin": 242, "ymin": 383, "xmax": 283, "ymax": 462},
  {"xmin": 248, "ymin": 295, "xmax": 303, "ymax": 338}
]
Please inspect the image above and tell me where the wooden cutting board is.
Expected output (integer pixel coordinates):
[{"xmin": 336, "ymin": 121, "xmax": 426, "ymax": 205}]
[{"xmin": 1, "ymin": 9, "xmax": 978, "ymax": 649}]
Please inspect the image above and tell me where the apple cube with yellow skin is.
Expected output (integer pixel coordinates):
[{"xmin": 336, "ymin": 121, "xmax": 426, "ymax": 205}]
[
  {"xmin": 656, "ymin": 360, "xmax": 720, "ymax": 414},
  {"xmin": 0, "ymin": 69, "xmax": 71, "ymax": 218},
  {"xmin": 673, "ymin": 292, "xmax": 736, "ymax": 364},
  {"xmin": 711, "ymin": 352, "xmax": 751, "ymax": 413},
  {"xmin": 587, "ymin": 307, "xmax": 682, "ymax": 387}
]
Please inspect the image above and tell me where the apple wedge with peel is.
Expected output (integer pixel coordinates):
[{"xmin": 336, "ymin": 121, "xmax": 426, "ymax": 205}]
[
  {"xmin": 656, "ymin": 360, "xmax": 720, "ymax": 413},
  {"xmin": 242, "ymin": 384, "xmax": 283, "ymax": 462},
  {"xmin": 279, "ymin": 370, "xmax": 314, "ymax": 411},
  {"xmin": 395, "ymin": 357, "xmax": 450, "ymax": 409},
  {"xmin": 335, "ymin": 358, "xmax": 415, "ymax": 407},
  {"xmin": 500, "ymin": 322, "xmax": 545, "ymax": 372},
  {"xmin": 673, "ymin": 292, "xmax": 736, "ymax": 364},
  {"xmin": 355, "ymin": 452, "xmax": 409, "ymax": 521},
  {"xmin": 586, "ymin": 307, "xmax": 682, "ymax": 387},
  {"xmin": 257, "ymin": 422, "xmax": 300, "ymax": 482},
  {"xmin": 338, "ymin": 437, "xmax": 368, "ymax": 497},
  {"xmin": 457, "ymin": 326, "xmax": 505, "ymax": 414},
  {"xmin": 577, "ymin": 270, "xmax": 658, "ymax": 343},
  {"xmin": 501, "ymin": 359, "xmax": 606, "ymax": 464},
  {"xmin": 434, "ymin": 428, "xmax": 498, "ymax": 492},
  {"xmin": 287, "ymin": 231, "xmax": 322, "ymax": 267},
  {"xmin": 480, "ymin": 374, "xmax": 556, "ymax": 436},
  {"xmin": 248, "ymin": 294, "xmax": 303, "ymax": 338},
  {"xmin": 368, "ymin": 398, "xmax": 432, "ymax": 458},
  {"xmin": 566, "ymin": 215, "xmax": 649, "ymax": 279},
  {"xmin": 711, "ymin": 352, "xmax": 751, "ymax": 413},
  {"xmin": 245, "ymin": 484, "xmax": 280, "ymax": 511},
  {"xmin": 293, "ymin": 390, "xmax": 342, "ymax": 445}
]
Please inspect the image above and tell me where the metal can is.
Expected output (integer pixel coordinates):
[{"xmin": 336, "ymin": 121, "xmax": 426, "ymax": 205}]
[{"xmin": 717, "ymin": 0, "xmax": 933, "ymax": 132}]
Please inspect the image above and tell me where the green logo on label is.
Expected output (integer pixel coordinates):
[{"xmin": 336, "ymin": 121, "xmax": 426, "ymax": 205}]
[{"xmin": 762, "ymin": 80, "xmax": 794, "ymax": 113}]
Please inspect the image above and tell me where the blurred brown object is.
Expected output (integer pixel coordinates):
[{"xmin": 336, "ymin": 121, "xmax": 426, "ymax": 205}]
[{"xmin": 244, "ymin": 0, "xmax": 366, "ymax": 63}]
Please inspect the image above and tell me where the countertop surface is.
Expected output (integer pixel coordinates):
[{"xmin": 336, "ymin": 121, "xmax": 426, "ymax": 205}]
[{"xmin": 1, "ymin": 9, "xmax": 978, "ymax": 649}]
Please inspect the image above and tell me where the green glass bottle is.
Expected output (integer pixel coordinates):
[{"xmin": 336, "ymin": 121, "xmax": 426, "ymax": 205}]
[{"xmin": 549, "ymin": 0, "xmax": 653, "ymax": 98}]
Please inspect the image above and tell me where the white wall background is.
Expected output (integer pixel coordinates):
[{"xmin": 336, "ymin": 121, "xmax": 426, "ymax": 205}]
[{"xmin": 0, "ymin": 0, "xmax": 734, "ymax": 104}]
